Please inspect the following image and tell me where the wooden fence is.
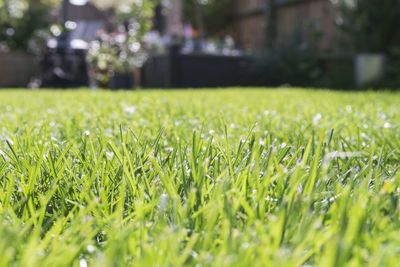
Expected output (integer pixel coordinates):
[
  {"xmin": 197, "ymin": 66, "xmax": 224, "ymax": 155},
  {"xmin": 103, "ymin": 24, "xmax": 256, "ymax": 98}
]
[
  {"xmin": 233, "ymin": 0, "xmax": 337, "ymax": 53},
  {"xmin": 0, "ymin": 52, "xmax": 38, "ymax": 87}
]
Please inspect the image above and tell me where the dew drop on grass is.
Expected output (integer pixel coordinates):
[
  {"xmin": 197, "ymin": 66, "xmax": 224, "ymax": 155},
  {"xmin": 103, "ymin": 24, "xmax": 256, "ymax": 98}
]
[
  {"xmin": 2, "ymin": 137, "xmax": 13, "ymax": 146},
  {"xmin": 105, "ymin": 128, "xmax": 112, "ymax": 137},
  {"xmin": 124, "ymin": 105, "xmax": 137, "ymax": 115},
  {"xmin": 297, "ymin": 185, "xmax": 303, "ymax": 193},
  {"xmin": 361, "ymin": 132, "xmax": 368, "ymax": 139},
  {"xmin": 84, "ymin": 215, "xmax": 93, "ymax": 222},
  {"xmin": 86, "ymin": 245, "xmax": 95, "ymax": 254},
  {"xmin": 79, "ymin": 258, "xmax": 88, "ymax": 267},
  {"xmin": 165, "ymin": 147, "xmax": 174, "ymax": 153},
  {"xmin": 265, "ymin": 196, "xmax": 278, "ymax": 203},
  {"xmin": 185, "ymin": 165, "xmax": 191, "ymax": 175},
  {"xmin": 159, "ymin": 193, "xmax": 169, "ymax": 212},
  {"xmin": 241, "ymin": 242, "xmax": 250, "ymax": 250},
  {"xmin": 106, "ymin": 151, "xmax": 114, "ymax": 160},
  {"xmin": 312, "ymin": 113, "xmax": 322, "ymax": 125},
  {"xmin": 362, "ymin": 142, "xmax": 367, "ymax": 147},
  {"xmin": 378, "ymin": 112, "xmax": 387, "ymax": 120},
  {"xmin": 191, "ymin": 251, "xmax": 198, "ymax": 258},
  {"xmin": 384, "ymin": 122, "xmax": 392, "ymax": 129}
]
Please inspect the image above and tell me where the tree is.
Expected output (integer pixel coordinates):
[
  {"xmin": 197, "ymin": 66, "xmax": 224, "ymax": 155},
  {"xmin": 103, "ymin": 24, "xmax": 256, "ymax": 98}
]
[
  {"xmin": 0, "ymin": 0, "xmax": 157, "ymax": 52},
  {"xmin": 0, "ymin": 0, "xmax": 54, "ymax": 51},
  {"xmin": 89, "ymin": 0, "xmax": 156, "ymax": 39},
  {"xmin": 333, "ymin": 0, "xmax": 400, "ymax": 53},
  {"xmin": 183, "ymin": 0, "xmax": 234, "ymax": 37}
]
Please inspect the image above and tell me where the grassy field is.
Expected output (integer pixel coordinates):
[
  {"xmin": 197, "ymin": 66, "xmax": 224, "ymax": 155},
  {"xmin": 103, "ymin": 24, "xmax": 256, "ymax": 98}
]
[{"xmin": 0, "ymin": 89, "xmax": 399, "ymax": 266}]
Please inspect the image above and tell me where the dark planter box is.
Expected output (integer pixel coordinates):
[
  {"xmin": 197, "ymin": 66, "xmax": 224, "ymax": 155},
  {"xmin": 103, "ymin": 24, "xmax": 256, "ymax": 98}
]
[
  {"xmin": 109, "ymin": 73, "xmax": 134, "ymax": 89},
  {"xmin": 141, "ymin": 46, "xmax": 254, "ymax": 88},
  {"xmin": 41, "ymin": 49, "xmax": 89, "ymax": 88}
]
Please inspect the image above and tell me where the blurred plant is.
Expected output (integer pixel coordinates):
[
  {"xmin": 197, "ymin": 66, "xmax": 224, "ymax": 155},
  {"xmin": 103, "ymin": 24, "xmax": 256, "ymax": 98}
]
[
  {"xmin": 251, "ymin": 44, "xmax": 323, "ymax": 87},
  {"xmin": 90, "ymin": 0, "xmax": 155, "ymax": 37},
  {"xmin": 333, "ymin": 0, "xmax": 400, "ymax": 88},
  {"xmin": 86, "ymin": 0, "xmax": 156, "ymax": 87},
  {"xmin": 380, "ymin": 47, "xmax": 400, "ymax": 89},
  {"xmin": 250, "ymin": 22, "xmax": 324, "ymax": 87},
  {"xmin": 0, "ymin": 0, "xmax": 54, "ymax": 53},
  {"xmin": 332, "ymin": 0, "xmax": 400, "ymax": 53},
  {"xmin": 87, "ymin": 26, "xmax": 147, "ymax": 87},
  {"xmin": 143, "ymin": 31, "xmax": 166, "ymax": 54}
]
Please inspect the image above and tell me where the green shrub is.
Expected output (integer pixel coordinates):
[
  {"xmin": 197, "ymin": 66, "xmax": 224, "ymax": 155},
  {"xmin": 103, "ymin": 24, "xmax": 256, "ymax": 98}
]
[{"xmin": 0, "ymin": 0, "xmax": 51, "ymax": 52}]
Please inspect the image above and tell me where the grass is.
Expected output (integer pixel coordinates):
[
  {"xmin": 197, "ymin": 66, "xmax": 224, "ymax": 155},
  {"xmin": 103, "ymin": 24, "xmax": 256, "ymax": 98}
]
[{"xmin": 0, "ymin": 88, "xmax": 399, "ymax": 267}]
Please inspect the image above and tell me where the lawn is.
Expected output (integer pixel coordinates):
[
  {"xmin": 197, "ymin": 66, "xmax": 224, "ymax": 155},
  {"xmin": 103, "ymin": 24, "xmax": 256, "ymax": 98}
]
[{"xmin": 0, "ymin": 89, "xmax": 399, "ymax": 266}]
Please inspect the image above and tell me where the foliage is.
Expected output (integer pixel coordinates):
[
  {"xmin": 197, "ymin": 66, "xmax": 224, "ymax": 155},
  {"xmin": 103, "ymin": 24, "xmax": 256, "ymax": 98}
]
[
  {"xmin": 252, "ymin": 45, "xmax": 323, "ymax": 87},
  {"xmin": 0, "ymin": 89, "xmax": 399, "ymax": 266},
  {"xmin": 333, "ymin": 0, "xmax": 400, "ymax": 53},
  {"xmin": 183, "ymin": 0, "xmax": 234, "ymax": 36},
  {"xmin": 0, "ymin": 0, "xmax": 53, "ymax": 52},
  {"xmin": 379, "ymin": 48, "xmax": 400, "ymax": 89},
  {"xmin": 0, "ymin": 0, "xmax": 156, "ymax": 52},
  {"xmin": 90, "ymin": 0, "xmax": 156, "ymax": 37}
]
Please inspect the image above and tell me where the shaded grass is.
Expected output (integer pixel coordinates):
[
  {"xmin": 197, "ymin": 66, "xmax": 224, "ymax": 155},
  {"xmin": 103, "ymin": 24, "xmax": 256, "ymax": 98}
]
[{"xmin": 0, "ymin": 88, "xmax": 399, "ymax": 266}]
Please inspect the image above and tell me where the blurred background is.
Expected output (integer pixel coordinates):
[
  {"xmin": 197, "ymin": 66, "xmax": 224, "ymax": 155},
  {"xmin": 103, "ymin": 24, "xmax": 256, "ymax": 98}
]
[{"xmin": 0, "ymin": 0, "xmax": 399, "ymax": 89}]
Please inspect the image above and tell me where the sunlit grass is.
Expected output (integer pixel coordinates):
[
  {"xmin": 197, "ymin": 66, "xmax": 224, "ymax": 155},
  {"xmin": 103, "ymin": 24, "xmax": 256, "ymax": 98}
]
[{"xmin": 0, "ymin": 88, "xmax": 399, "ymax": 266}]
